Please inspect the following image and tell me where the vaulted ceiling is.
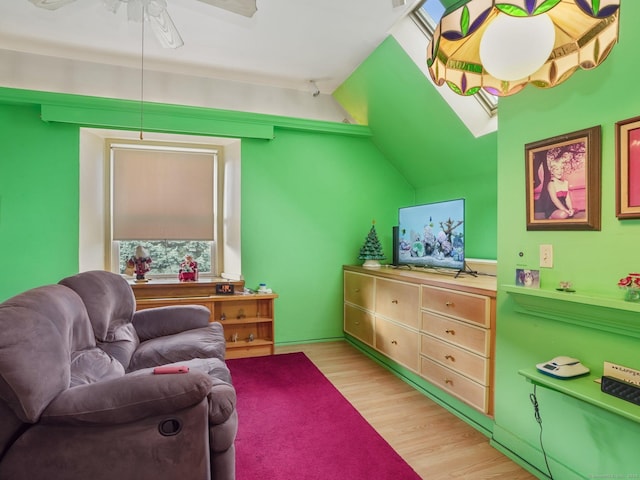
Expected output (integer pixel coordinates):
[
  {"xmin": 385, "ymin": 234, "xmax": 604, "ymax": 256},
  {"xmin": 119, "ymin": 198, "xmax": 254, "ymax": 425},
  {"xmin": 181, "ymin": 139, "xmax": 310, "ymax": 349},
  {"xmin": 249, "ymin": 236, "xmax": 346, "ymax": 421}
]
[{"xmin": 0, "ymin": 0, "xmax": 420, "ymax": 93}]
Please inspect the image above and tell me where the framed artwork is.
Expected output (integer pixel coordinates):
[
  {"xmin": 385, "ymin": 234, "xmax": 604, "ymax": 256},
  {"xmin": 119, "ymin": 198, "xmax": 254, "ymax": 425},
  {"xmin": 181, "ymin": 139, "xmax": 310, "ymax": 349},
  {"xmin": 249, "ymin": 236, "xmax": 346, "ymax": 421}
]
[
  {"xmin": 525, "ymin": 126, "xmax": 601, "ymax": 231},
  {"xmin": 616, "ymin": 116, "xmax": 640, "ymax": 219},
  {"xmin": 515, "ymin": 269, "xmax": 540, "ymax": 289}
]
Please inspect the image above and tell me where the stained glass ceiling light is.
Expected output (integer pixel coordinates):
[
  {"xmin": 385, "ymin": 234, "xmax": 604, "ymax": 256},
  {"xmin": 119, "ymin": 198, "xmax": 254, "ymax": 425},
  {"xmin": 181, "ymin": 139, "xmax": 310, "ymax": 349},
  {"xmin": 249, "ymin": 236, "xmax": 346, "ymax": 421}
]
[{"xmin": 426, "ymin": 0, "xmax": 620, "ymax": 97}]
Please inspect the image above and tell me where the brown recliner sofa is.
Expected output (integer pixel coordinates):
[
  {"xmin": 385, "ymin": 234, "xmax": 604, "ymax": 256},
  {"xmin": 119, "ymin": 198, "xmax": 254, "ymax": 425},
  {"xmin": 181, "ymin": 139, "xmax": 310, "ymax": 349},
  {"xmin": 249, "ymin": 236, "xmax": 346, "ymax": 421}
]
[{"xmin": 0, "ymin": 271, "xmax": 237, "ymax": 480}]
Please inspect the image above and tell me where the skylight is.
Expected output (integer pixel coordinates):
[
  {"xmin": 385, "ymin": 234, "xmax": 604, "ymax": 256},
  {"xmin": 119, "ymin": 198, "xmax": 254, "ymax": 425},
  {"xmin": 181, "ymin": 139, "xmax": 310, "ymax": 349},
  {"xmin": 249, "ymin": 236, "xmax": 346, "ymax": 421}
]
[{"xmin": 412, "ymin": 0, "xmax": 498, "ymax": 116}]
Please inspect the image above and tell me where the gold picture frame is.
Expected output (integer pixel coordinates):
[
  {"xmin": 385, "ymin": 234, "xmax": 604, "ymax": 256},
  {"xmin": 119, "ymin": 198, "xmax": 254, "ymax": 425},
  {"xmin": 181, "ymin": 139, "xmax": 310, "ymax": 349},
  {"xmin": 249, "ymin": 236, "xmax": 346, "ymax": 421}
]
[
  {"xmin": 525, "ymin": 126, "xmax": 601, "ymax": 231},
  {"xmin": 616, "ymin": 116, "xmax": 640, "ymax": 219}
]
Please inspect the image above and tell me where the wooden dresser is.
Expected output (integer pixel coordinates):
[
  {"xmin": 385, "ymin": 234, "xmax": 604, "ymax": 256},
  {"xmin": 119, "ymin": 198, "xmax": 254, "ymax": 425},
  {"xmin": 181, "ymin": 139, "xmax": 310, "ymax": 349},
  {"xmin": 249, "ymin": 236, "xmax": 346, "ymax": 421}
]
[
  {"xmin": 131, "ymin": 279, "xmax": 277, "ymax": 359},
  {"xmin": 343, "ymin": 265, "xmax": 496, "ymax": 415}
]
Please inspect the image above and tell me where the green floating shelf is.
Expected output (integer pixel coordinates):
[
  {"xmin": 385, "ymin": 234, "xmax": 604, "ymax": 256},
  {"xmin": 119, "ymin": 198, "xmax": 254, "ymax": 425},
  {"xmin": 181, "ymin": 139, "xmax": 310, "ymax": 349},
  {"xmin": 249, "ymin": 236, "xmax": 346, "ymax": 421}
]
[
  {"xmin": 503, "ymin": 285, "xmax": 640, "ymax": 339},
  {"xmin": 519, "ymin": 368, "xmax": 640, "ymax": 424}
]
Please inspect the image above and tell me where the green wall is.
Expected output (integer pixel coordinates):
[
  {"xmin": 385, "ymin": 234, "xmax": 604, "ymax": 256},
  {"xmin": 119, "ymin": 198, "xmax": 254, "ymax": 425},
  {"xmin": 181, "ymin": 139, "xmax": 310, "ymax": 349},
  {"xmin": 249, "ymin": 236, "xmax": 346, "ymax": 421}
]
[
  {"xmin": 335, "ymin": 36, "xmax": 498, "ymax": 260},
  {"xmin": 0, "ymin": 104, "xmax": 80, "ymax": 295},
  {"xmin": 332, "ymin": 32, "xmax": 501, "ymax": 434},
  {"xmin": 0, "ymin": 89, "xmax": 412, "ymax": 346},
  {"xmin": 494, "ymin": 3, "xmax": 640, "ymax": 478},
  {"xmin": 241, "ymin": 128, "xmax": 412, "ymax": 343}
]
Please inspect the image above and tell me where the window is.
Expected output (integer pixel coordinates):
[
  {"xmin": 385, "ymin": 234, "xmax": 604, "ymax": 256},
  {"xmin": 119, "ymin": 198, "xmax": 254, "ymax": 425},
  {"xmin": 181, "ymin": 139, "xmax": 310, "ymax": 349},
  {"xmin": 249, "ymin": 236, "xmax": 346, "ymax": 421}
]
[
  {"xmin": 412, "ymin": 0, "xmax": 498, "ymax": 117},
  {"xmin": 118, "ymin": 240, "xmax": 212, "ymax": 275},
  {"xmin": 109, "ymin": 142, "xmax": 219, "ymax": 277}
]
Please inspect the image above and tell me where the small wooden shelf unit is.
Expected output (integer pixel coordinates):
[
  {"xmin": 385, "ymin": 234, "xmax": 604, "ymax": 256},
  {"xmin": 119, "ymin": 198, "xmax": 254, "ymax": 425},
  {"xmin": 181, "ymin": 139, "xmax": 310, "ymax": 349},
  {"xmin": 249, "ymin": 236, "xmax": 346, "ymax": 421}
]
[{"xmin": 131, "ymin": 279, "xmax": 277, "ymax": 359}]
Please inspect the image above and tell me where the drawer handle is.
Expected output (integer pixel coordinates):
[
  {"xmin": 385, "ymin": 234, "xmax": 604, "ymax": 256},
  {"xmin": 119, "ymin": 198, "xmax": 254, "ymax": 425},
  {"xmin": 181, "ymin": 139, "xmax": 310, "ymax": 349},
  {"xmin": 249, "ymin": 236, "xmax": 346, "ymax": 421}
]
[
  {"xmin": 391, "ymin": 340, "xmax": 398, "ymax": 345},
  {"xmin": 445, "ymin": 354, "xmax": 455, "ymax": 362},
  {"xmin": 391, "ymin": 299, "xmax": 398, "ymax": 304},
  {"xmin": 354, "ymin": 321, "xmax": 360, "ymax": 326},
  {"xmin": 354, "ymin": 288, "xmax": 360, "ymax": 293},
  {"xmin": 445, "ymin": 378, "xmax": 453, "ymax": 385},
  {"xmin": 445, "ymin": 301, "xmax": 454, "ymax": 307},
  {"xmin": 445, "ymin": 329, "xmax": 455, "ymax": 335}
]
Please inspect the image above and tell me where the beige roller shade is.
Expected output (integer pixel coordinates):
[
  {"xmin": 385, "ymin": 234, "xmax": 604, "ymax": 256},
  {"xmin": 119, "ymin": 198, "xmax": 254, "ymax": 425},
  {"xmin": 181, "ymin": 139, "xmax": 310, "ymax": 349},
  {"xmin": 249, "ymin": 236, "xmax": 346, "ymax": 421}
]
[{"xmin": 112, "ymin": 147, "xmax": 215, "ymax": 240}]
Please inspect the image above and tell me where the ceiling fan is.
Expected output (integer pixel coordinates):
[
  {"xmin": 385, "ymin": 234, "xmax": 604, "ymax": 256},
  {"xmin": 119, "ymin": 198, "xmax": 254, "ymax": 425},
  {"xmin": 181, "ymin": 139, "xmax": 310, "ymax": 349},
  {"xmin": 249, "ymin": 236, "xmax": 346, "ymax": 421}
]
[{"xmin": 27, "ymin": 0, "xmax": 257, "ymax": 49}]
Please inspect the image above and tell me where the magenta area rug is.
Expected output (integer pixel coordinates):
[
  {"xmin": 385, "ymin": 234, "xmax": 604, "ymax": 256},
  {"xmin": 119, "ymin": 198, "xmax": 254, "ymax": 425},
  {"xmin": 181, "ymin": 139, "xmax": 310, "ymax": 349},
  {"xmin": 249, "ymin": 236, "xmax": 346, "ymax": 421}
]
[{"xmin": 227, "ymin": 352, "xmax": 421, "ymax": 480}]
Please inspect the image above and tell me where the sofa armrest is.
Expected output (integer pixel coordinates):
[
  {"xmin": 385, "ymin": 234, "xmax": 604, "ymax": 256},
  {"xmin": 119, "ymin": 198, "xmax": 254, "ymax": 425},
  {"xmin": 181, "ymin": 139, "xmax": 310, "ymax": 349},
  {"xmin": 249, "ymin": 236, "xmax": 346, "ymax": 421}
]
[
  {"xmin": 133, "ymin": 305, "xmax": 211, "ymax": 341},
  {"xmin": 207, "ymin": 377, "xmax": 237, "ymax": 425},
  {"xmin": 41, "ymin": 370, "xmax": 213, "ymax": 426}
]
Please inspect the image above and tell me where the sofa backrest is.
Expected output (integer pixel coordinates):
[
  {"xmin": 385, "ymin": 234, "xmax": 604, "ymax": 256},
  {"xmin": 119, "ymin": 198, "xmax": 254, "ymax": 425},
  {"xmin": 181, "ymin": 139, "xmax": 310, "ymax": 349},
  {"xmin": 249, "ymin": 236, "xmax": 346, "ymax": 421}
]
[
  {"xmin": 59, "ymin": 270, "xmax": 140, "ymax": 369},
  {"xmin": 0, "ymin": 285, "xmax": 95, "ymax": 423}
]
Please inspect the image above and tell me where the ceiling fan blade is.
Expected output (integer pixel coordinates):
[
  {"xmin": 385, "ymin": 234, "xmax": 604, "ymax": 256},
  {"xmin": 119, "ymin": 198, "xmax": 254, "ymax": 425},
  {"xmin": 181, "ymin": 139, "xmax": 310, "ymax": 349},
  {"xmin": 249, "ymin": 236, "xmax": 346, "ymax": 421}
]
[
  {"xmin": 197, "ymin": 0, "xmax": 257, "ymax": 18},
  {"xmin": 102, "ymin": 0, "xmax": 121, "ymax": 14},
  {"xmin": 148, "ymin": 9, "xmax": 184, "ymax": 49},
  {"xmin": 28, "ymin": 0, "xmax": 76, "ymax": 10},
  {"xmin": 127, "ymin": 0, "xmax": 144, "ymax": 23}
]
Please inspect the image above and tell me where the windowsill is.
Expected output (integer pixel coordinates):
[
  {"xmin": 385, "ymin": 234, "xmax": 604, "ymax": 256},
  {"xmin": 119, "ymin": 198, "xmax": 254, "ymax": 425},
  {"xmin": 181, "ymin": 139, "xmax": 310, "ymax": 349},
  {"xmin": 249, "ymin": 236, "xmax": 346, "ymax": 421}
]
[
  {"xmin": 519, "ymin": 368, "xmax": 640, "ymax": 424},
  {"xmin": 503, "ymin": 285, "xmax": 640, "ymax": 339},
  {"xmin": 125, "ymin": 276, "xmax": 228, "ymax": 284}
]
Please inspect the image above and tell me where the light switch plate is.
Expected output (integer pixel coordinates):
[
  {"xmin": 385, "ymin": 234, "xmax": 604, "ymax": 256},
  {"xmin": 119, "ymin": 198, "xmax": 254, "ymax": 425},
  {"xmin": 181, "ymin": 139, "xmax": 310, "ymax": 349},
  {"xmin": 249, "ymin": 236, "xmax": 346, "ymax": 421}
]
[{"xmin": 540, "ymin": 244, "xmax": 553, "ymax": 268}]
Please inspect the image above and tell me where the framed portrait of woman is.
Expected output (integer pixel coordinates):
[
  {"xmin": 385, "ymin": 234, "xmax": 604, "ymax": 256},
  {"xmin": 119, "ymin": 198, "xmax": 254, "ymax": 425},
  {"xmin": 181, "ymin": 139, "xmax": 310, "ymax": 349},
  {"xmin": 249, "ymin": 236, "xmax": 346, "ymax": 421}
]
[
  {"xmin": 525, "ymin": 126, "xmax": 601, "ymax": 231},
  {"xmin": 616, "ymin": 116, "xmax": 640, "ymax": 219}
]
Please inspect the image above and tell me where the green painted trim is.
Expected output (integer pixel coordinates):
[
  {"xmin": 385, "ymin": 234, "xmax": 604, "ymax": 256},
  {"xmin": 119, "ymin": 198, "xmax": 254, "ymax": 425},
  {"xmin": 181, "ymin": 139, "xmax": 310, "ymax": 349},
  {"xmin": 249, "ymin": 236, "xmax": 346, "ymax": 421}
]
[
  {"xmin": 519, "ymin": 368, "xmax": 640, "ymax": 424},
  {"xmin": 0, "ymin": 87, "xmax": 372, "ymax": 139},
  {"xmin": 492, "ymin": 424, "xmax": 583, "ymax": 480},
  {"xmin": 345, "ymin": 334, "xmax": 494, "ymax": 436},
  {"xmin": 41, "ymin": 103, "xmax": 275, "ymax": 139},
  {"xmin": 489, "ymin": 428, "xmax": 551, "ymax": 480},
  {"xmin": 503, "ymin": 285, "xmax": 640, "ymax": 338},
  {"xmin": 275, "ymin": 337, "xmax": 346, "ymax": 347}
]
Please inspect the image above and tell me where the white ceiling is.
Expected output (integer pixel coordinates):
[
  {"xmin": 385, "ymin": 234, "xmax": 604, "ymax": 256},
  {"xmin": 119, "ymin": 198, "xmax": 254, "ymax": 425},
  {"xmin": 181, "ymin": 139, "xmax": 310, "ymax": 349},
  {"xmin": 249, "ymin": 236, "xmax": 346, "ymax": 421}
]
[{"xmin": 0, "ymin": 0, "xmax": 420, "ymax": 93}]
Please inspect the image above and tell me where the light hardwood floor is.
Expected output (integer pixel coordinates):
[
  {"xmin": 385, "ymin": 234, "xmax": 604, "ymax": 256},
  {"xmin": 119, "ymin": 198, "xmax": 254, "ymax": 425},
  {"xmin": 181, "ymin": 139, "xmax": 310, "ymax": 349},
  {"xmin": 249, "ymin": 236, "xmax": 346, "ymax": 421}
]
[{"xmin": 275, "ymin": 340, "xmax": 539, "ymax": 480}]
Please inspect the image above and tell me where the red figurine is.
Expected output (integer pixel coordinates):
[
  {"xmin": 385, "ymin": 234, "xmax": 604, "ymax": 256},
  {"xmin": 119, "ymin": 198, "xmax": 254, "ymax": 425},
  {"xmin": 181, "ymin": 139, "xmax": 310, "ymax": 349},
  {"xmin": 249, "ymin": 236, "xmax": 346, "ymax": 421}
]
[{"xmin": 178, "ymin": 255, "xmax": 198, "ymax": 282}]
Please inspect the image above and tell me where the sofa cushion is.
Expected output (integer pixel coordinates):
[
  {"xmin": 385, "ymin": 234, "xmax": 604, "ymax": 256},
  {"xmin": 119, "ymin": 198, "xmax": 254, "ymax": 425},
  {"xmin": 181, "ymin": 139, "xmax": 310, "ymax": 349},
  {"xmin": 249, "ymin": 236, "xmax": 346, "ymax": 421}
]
[
  {"xmin": 133, "ymin": 305, "xmax": 211, "ymax": 342},
  {"xmin": 59, "ymin": 271, "xmax": 139, "ymax": 368},
  {"xmin": 70, "ymin": 348, "xmax": 125, "ymax": 388},
  {"xmin": 128, "ymin": 324, "xmax": 227, "ymax": 371},
  {"xmin": 95, "ymin": 323, "xmax": 140, "ymax": 370},
  {"xmin": 0, "ymin": 285, "xmax": 94, "ymax": 422},
  {"xmin": 59, "ymin": 270, "xmax": 137, "ymax": 342}
]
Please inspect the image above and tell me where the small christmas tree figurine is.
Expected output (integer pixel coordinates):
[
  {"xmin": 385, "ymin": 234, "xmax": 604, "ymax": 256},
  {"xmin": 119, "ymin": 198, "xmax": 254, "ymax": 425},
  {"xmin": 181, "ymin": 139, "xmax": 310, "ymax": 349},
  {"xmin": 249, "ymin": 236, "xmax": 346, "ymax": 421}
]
[{"xmin": 358, "ymin": 220, "xmax": 386, "ymax": 267}]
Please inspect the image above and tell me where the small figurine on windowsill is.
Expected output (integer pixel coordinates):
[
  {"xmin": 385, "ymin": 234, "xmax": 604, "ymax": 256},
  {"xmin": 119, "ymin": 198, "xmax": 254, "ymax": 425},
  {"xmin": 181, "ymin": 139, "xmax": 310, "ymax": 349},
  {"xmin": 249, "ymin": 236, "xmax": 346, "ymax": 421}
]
[
  {"xmin": 178, "ymin": 254, "xmax": 198, "ymax": 282},
  {"xmin": 126, "ymin": 245, "xmax": 152, "ymax": 282}
]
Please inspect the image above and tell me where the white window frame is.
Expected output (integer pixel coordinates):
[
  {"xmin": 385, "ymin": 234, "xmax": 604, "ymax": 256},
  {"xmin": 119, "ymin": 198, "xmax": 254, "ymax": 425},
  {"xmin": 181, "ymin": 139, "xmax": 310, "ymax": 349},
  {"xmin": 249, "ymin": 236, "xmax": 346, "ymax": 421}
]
[
  {"xmin": 78, "ymin": 128, "xmax": 243, "ymax": 281},
  {"xmin": 108, "ymin": 141, "xmax": 219, "ymax": 279}
]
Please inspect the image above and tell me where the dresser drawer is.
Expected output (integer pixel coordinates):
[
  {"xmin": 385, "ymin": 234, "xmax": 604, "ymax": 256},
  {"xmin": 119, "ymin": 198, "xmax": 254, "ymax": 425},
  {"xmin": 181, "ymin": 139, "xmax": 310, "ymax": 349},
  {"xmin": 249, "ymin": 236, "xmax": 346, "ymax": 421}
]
[
  {"xmin": 421, "ymin": 334, "xmax": 488, "ymax": 384},
  {"xmin": 375, "ymin": 317, "xmax": 419, "ymax": 372},
  {"xmin": 421, "ymin": 356, "xmax": 489, "ymax": 413},
  {"xmin": 375, "ymin": 278, "xmax": 420, "ymax": 329},
  {"xmin": 421, "ymin": 285, "xmax": 490, "ymax": 327},
  {"xmin": 344, "ymin": 272, "xmax": 375, "ymax": 311},
  {"xmin": 344, "ymin": 304, "xmax": 374, "ymax": 346},
  {"xmin": 421, "ymin": 312, "xmax": 489, "ymax": 356}
]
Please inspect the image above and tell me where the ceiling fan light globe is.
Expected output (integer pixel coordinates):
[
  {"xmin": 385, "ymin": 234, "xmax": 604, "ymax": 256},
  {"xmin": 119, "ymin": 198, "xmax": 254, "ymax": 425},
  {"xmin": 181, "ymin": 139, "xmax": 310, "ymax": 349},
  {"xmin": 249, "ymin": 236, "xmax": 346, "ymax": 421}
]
[{"xmin": 479, "ymin": 13, "xmax": 555, "ymax": 81}]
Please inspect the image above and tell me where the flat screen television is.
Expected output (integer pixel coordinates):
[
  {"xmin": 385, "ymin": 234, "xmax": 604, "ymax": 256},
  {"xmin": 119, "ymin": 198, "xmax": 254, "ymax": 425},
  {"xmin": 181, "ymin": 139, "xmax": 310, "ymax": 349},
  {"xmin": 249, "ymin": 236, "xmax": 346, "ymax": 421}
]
[{"xmin": 397, "ymin": 198, "xmax": 465, "ymax": 271}]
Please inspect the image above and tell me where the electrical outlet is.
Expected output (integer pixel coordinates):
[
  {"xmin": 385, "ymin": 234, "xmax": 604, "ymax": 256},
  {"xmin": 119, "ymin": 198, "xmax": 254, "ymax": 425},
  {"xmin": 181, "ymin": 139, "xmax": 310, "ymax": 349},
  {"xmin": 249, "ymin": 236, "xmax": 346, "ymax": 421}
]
[{"xmin": 540, "ymin": 244, "xmax": 553, "ymax": 268}]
